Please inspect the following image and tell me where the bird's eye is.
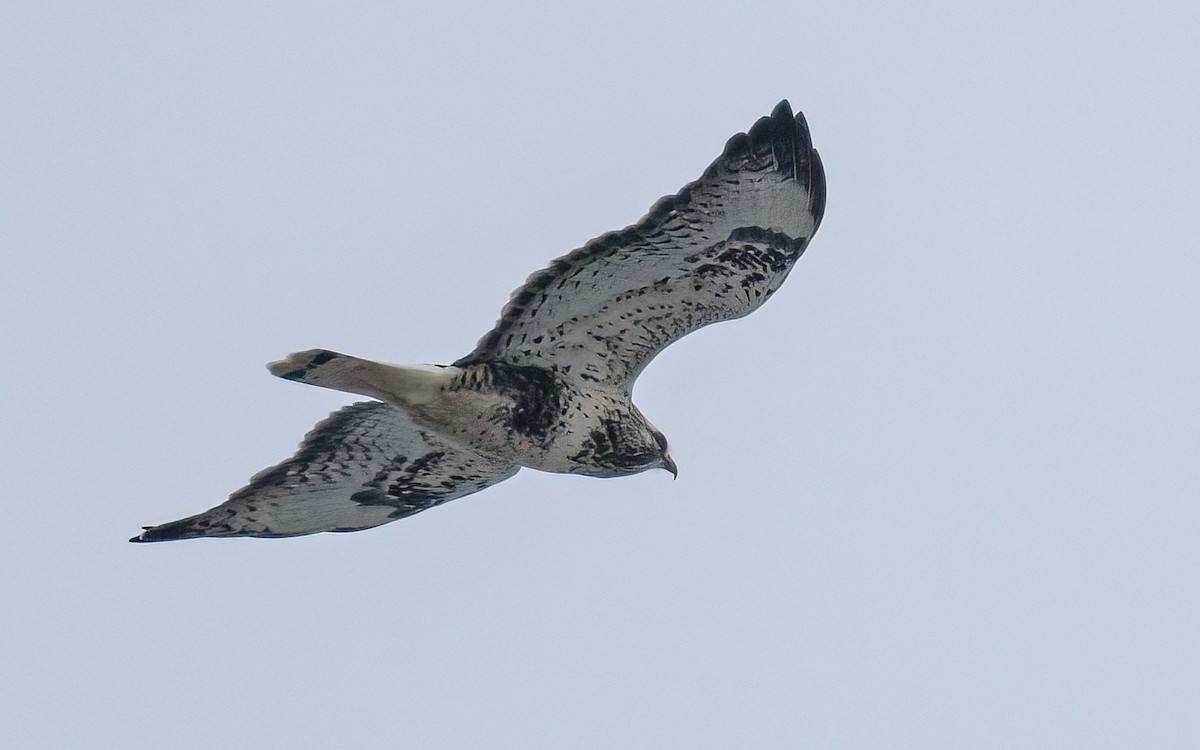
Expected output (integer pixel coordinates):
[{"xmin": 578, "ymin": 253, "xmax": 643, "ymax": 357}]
[{"xmin": 652, "ymin": 431, "xmax": 668, "ymax": 452}]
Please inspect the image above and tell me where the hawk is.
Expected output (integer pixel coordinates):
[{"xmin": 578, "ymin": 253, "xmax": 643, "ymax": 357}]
[{"xmin": 132, "ymin": 100, "xmax": 826, "ymax": 542}]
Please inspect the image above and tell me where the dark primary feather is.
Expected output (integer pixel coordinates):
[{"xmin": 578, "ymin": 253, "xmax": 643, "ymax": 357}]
[
  {"xmin": 457, "ymin": 100, "xmax": 825, "ymax": 391},
  {"xmin": 132, "ymin": 402, "xmax": 518, "ymax": 541}
]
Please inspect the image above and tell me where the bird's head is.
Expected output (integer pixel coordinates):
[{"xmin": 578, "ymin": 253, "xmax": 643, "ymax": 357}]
[
  {"xmin": 650, "ymin": 428, "xmax": 678, "ymax": 479},
  {"xmin": 619, "ymin": 419, "xmax": 677, "ymax": 479},
  {"xmin": 581, "ymin": 412, "xmax": 677, "ymax": 479}
]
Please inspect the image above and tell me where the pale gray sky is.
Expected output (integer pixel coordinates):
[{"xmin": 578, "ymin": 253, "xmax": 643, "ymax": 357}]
[{"xmin": 3, "ymin": 1, "xmax": 1199, "ymax": 747}]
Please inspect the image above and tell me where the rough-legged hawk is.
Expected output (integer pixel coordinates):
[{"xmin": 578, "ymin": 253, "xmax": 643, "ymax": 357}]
[{"xmin": 132, "ymin": 100, "xmax": 825, "ymax": 542}]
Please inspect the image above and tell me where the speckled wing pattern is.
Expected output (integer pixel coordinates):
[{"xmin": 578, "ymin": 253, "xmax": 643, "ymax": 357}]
[
  {"xmin": 131, "ymin": 402, "xmax": 518, "ymax": 541},
  {"xmin": 457, "ymin": 100, "xmax": 826, "ymax": 391}
]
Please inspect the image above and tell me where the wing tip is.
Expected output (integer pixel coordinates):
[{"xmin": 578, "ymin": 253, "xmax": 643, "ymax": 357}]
[
  {"xmin": 130, "ymin": 518, "xmax": 205, "ymax": 543},
  {"xmin": 723, "ymin": 101, "xmax": 824, "ymax": 215},
  {"xmin": 768, "ymin": 99, "xmax": 827, "ymax": 232}
]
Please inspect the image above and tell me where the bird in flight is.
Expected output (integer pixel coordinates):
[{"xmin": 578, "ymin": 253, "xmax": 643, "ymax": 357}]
[{"xmin": 132, "ymin": 100, "xmax": 826, "ymax": 542}]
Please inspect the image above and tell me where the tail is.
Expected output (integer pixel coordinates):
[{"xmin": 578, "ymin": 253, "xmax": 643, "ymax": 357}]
[{"xmin": 267, "ymin": 349, "xmax": 454, "ymax": 406}]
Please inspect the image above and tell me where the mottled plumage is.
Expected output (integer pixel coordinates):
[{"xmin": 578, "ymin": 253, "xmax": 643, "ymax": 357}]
[{"xmin": 132, "ymin": 100, "xmax": 825, "ymax": 542}]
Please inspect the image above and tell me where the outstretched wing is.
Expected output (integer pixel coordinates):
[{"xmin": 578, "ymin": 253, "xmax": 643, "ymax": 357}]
[
  {"xmin": 456, "ymin": 100, "xmax": 826, "ymax": 391},
  {"xmin": 131, "ymin": 401, "xmax": 518, "ymax": 541}
]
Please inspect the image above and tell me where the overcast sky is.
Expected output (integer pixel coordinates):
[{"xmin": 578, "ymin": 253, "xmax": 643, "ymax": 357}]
[{"xmin": 4, "ymin": 1, "xmax": 1199, "ymax": 747}]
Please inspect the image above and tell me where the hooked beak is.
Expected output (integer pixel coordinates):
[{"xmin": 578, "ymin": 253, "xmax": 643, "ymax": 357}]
[{"xmin": 662, "ymin": 453, "xmax": 678, "ymax": 480}]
